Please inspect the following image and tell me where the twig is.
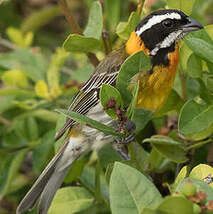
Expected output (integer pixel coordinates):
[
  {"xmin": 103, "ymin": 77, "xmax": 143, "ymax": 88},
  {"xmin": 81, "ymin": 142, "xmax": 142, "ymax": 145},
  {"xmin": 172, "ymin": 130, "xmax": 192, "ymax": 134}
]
[
  {"xmin": 186, "ymin": 139, "xmax": 212, "ymax": 151},
  {"xmin": 102, "ymin": 30, "xmax": 111, "ymax": 55},
  {"xmin": 179, "ymin": 67, "xmax": 187, "ymax": 101},
  {"xmin": 57, "ymin": 0, "xmax": 99, "ymax": 67},
  {"xmin": 0, "ymin": 37, "xmax": 18, "ymax": 50},
  {"xmin": 136, "ymin": 0, "xmax": 145, "ymax": 16},
  {"xmin": 0, "ymin": 115, "xmax": 12, "ymax": 126},
  {"xmin": 57, "ymin": 0, "xmax": 82, "ymax": 35}
]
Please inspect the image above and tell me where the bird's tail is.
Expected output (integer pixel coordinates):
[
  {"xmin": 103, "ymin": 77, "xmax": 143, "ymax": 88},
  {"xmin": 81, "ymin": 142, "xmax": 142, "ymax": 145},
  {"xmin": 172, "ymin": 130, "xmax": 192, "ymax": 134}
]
[{"xmin": 16, "ymin": 140, "xmax": 76, "ymax": 214}]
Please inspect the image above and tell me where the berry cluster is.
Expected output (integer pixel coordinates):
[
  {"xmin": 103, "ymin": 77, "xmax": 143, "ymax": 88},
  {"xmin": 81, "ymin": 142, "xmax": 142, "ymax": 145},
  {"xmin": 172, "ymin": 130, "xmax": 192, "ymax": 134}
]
[
  {"xmin": 104, "ymin": 97, "xmax": 134, "ymax": 134},
  {"xmin": 179, "ymin": 180, "xmax": 213, "ymax": 213}
]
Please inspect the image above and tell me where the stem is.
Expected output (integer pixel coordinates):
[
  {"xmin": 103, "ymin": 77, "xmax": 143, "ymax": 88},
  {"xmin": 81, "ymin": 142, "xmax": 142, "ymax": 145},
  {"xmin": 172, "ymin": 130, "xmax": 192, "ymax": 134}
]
[
  {"xmin": 0, "ymin": 37, "xmax": 18, "ymax": 50},
  {"xmin": 57, "ymin": 0, "xmax": 82, "ymax": 35},
  {"xmin": 0, "ymin": 116, "xmax": 12, "ymax": 126},
  {"xmin": 186, "ymin": 139, "xmax": 212, "ymax": 151},
  {"xmin": 178, "ymin": 66, "xmax": 187, "ymax": 101},
  {"xmin": 136, "ymin": 0, "xmax": 145, "ymax": 16},
  {"xmin": 102, "ymin": 30, "xmax": 111, "ymax": 55},
  {"xmin": 57, "ymin": 0, "xmax": 99, "ymax": 67}
]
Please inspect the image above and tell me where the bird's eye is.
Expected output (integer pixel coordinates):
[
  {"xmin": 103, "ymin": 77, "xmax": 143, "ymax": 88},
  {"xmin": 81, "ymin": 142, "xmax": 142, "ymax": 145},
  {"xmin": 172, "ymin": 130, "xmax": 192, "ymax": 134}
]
[{"xmin": 162, "ymin": 19, "xmax": 173, "ymax": 28}]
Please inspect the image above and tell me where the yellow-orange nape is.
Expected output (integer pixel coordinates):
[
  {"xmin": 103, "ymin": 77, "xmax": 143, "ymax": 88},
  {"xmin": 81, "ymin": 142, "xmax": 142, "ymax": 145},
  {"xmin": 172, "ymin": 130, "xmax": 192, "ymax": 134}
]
[{"xmin": 125, "ymin": 31, "xmax": 150, "ymax": 56}]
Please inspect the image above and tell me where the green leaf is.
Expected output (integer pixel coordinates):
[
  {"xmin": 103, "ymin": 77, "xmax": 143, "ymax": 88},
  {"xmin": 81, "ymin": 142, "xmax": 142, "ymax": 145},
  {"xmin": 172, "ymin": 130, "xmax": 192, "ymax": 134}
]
[
  {"xmin": 205, "ymin": 24, "xmax": 213, "ymax": 39},
  {"xmin": 48, "ymin": 187, "xmax": 94, "ymax": 214},
  {"xmin": 98, "ymin": 144, "xmax": 122, "ymax": 168},
  {"xmin": 100, "ymin": 84, "xmax": 124, "ymax": 119},
  {"xmin": 178, "ymin": 99, "xmax": 213, "ymax": 140},
  {"xmin": 132, "ymin": 108, "xmax": 153, "ymax": 134},
  {"xmin": 176, "ymin": 178, "xmax": 213, "ymax": 203},
  {"xmin": 116, "ymin": 12, "xmax": 140, "ymax": 40},
  {"xmin": 104, "ymin": 0, "xmax": 120, "ymax": 30},
  {"xmin": 64, "ymin": 157, "xmax": 87, "ymax": 183},
  {"xmin": 149, "ymin": 148, "xmax": 172, "ymax": 173},
  {"xmin": 180, "ymin": 42, "xmax": 192, "ymax": 70},
  {"xmin": 3, "ymin": 49, "xmax": 48, "ymax": 82},
  {"xmin": 6, "ymin": 173, "xmax": 28, "ymax": 195},
  {"xmin": 0, "ymin": 49, "xmax": 48, "ymax": 82},
  {"xmin": 47, "ymin": 48, "xmax": 69, "ymax": 98},
  {"xmin": 155, "ymin": 89, "xmax": 184, "ymax": 117},
  {"xmin": 166, "ymin": 0, "xmax": 181, "ymax": 10},
  {"xmin": 32, "ymin": 130, "xmax": 55, "ymax": 174},
  {"xmin": 13, "ymin": 99, "xmax": 46, "ymax": 111},
  {"xmin": 24, "ymin": 31, "xmax": 34, "ymax": 47},
  {"xmin": 116, "ymin": 51, "xmax": 152, "ymax": 105},
  {"xmin": 34, "ymin": 110, "xmax": 59, "ymax": 122},
  {"xmin": 166, "ymin": 0, "xmax": 195, "ymax": 15},
  {"xmin": 156, "ymin": 196, "xmax": 193, "ymax": 214},
  {"xmin": 0, "ymin": 149, "xmax": 28, "ymax": 199},
  {"xmin": 56, "ymin": 109, "xmax": 124, "ymax": 137},
  {"xmin": 6, "ymin": 27, "xmax": 26, "ymax": 48},
  {"xmin": 129, "ymin": 141, "xmax": 149, "ymax": 172},
  {"xmin": 189, "ymin": 28, "xmax": 213, "ymax": 45},
  {"xmin": 35, "ymin": 80, "xmax": 50, "ymax": 99},
  {"xmin": 184, "ymin": 37, "xmax": 213, "ymax": 64},
  {"xmin": 12, "ymin": 119, "xmax": 30, "ymax": 140},
  {"xmin": 196, "ymin": 78, "xmax": 213, "ymax": 104},
  {"xmin": 83, "ymin": 1, "xmax": 103, "ymax": 40},
  {"xmin": 126, "ymin": 82, "xmax": 139, "ymax": 118},
  {"xmin": 143, "ymin": 135, "xmax": 188, "ymax": 163},
  {"xmin": 79, "ymin": 167, "xmax": 109, "ymax": 202},
  {"xmin": 140, "ymin": 208, "xmax": 157, "ymax": 214},
  {"xmin": 110, "ymin": 162, "xmax": 162, "ymax": 214},
  {"xmin": 189, "ymin": 164, "xmax": 213, "ymax": 188},
  {"xmin": 21, "ymin": 6, "xmax": 61, "ymax": 33},
  {"xmin": 27, "ymin": 117, "xmax": 39, "ymax": 141},
  {"xmin": 1, "ymin": 70, "xmax": 30, "ymax": 88},
  {"xmin": 14, "ymin": 109, "xmax": 59, "ymax": 123},
  {"xmin": 174, "ymin": 166, "xmax": 189, "ymax": 188},
  {"xmin": 0, "ymin": 88, "xmax": 36, "ymax": 97},
  {"xmin": 63, "ymin": 34, "xmax": 102, "ymax": 53},
  {"xmin": 187, "ymin": 53, "xmax": 202, "ymax": 78},
  {"xmin": 0, "ymin": 96, "xmax": 15, "ymax": 113}
]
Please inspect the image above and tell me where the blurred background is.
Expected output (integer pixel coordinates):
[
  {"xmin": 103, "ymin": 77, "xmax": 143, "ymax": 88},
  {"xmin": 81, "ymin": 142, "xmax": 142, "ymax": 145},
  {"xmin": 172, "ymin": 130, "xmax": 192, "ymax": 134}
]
[{"xmin": 0, "ymin": 0, "xmax": 213, "ymax": 213}]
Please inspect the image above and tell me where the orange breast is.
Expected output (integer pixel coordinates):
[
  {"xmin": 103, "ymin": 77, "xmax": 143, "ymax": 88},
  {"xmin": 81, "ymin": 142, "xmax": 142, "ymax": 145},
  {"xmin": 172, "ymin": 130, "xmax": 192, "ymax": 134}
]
[{"xmin": 136, "ymin": 43, "xmax": 180, "ymax": 112}]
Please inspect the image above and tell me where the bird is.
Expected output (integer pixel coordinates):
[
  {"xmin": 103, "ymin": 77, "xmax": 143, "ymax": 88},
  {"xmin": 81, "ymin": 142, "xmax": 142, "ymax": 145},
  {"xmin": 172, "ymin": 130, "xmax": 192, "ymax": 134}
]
[{"xmin": 16, "ymin": 9, "xmax": 203, "ymax": 214}]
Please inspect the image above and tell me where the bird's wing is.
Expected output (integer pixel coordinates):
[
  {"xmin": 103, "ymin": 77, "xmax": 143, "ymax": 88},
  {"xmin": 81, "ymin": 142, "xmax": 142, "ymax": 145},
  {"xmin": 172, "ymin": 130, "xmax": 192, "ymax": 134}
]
[{"xmin": 55, "ymin": 47, "xmax": 126, "ymax": 141}]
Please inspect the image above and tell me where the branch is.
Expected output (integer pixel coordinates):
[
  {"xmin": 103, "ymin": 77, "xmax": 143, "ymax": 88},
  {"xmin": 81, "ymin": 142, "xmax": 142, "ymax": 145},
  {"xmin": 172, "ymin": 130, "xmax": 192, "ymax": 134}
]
[
  {"xmin": 102, "ymin": 30, "xmax": 112, "ymax": 55},
  {"xmin": 57, "ymin": 0, "xmax": 99, "ymax": 67},
  {"xmin": 178, "ymin": 67, "xmax": 187, "ymax": 101},
  {"xmin": 0, "ymin": 37, "xmax": 18, "ymax": 50},
  {"xmin": 0, "ymin": 115, "xmax": 12, "ymax": 126},
  {"xmin": 136, "ymin": 0, "xmax": 145, "ymax": 16}
]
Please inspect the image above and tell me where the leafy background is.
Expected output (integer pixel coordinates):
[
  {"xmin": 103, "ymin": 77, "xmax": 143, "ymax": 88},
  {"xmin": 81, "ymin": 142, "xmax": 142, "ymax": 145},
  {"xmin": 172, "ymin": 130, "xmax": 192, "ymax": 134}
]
[{"xmin": 0, "ymin": 0, "xmax": 213, "ymax": 213}]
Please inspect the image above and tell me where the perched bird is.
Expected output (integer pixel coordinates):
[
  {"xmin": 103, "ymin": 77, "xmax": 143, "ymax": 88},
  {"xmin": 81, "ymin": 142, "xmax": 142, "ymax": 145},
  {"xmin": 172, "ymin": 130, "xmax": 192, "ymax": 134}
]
[{"xmin": 16, "ymin": 9, "xmax": 203, "ymax": 214}]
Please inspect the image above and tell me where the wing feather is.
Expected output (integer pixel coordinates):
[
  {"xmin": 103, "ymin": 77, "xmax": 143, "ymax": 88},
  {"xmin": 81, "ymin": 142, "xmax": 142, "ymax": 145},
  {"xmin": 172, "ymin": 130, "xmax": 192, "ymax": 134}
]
[{"xmin": 55, "ymin": 47, "xmax": 126, "ymax": 141}]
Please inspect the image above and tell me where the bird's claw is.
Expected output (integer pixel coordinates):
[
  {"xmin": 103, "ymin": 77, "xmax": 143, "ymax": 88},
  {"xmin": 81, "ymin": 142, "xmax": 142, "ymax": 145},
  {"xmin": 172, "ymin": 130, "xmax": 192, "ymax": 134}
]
[
  {"xmin": 115, "ymin": 133, "xmax": 136, "ymax": 145},
  {"xmin": 113, "ymin": 133, "xmax": 136, "ymax": 160}
]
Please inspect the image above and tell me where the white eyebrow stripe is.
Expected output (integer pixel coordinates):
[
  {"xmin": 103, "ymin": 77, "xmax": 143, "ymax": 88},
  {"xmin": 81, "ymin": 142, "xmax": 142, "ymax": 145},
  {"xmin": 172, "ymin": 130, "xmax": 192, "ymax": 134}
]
[
  {"xmin": 150, "ymin": 30, "xmax": 182, "ymax": 55},
  {"xmin": 136, "ymin": 12, "xmax": 181, "ymax": 36}
]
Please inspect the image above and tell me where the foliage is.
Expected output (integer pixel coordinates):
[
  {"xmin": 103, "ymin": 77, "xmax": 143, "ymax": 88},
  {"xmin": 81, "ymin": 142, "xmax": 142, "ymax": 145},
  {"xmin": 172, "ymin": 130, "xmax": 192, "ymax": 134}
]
[{"xmin": 0, "ymin": 0, "xmax": 213, "ymax": 214}]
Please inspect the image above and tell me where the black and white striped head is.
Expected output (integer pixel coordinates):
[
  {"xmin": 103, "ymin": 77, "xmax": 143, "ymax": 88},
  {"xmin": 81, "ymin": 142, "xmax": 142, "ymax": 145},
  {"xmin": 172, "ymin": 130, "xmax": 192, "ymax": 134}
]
[{"xmin": 135, "ymin": 9, "xmax": 203, "ymax": 56}]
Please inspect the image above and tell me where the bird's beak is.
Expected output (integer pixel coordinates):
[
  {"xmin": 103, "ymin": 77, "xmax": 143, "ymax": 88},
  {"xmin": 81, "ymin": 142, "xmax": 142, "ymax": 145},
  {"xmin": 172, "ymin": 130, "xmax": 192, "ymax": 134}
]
[{"xmin": 182, "ymin": 17, "xmax": 203, "ymax": 33}]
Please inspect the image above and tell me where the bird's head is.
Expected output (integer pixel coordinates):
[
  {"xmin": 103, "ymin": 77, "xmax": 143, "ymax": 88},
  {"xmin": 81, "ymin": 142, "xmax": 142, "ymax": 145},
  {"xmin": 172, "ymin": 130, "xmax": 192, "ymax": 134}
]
[{"xmin": 126, "ymin": 9, "xmax": 203, "ymax": 66}]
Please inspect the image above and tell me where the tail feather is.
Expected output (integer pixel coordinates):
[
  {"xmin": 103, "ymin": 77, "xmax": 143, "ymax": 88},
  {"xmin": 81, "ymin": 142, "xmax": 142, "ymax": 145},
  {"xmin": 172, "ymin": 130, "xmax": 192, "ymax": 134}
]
[
  {"xmin": 17, "ymin": 135, "xmax": 88, "ymax": 214},
  {"xmin": 16, "ymin": 142, "xmax": 69, "ymax": 214},
  {"xmin": 16, "ymin": 166, "xmax": 54, "ymax": 214},
  {"xmin": 38, "ymin": 167, "xmax": 70, "ymax": 214}
]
